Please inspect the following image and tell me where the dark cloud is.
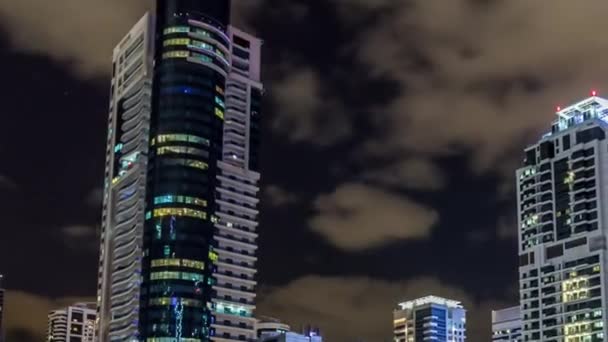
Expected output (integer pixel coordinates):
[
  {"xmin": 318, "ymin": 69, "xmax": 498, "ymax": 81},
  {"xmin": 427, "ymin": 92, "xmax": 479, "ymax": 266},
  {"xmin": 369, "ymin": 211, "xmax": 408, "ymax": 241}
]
[
  {"xmin": 257, "ymin": 275, "xmax": 512, "ymax": 341},
  {"xmin": 4, "ymin": 291, "xmax": 94, "ymax": 341},
  {"xmin": 265, "ymin": 185, "xmax": 298, "ymax": 206},
  {"xmin": 362, "ymin": 158, "xmax": 446, "ymax": 191},
  {"xmin": 0, "ymin": 0, "xmax": 261, "ymax": 76},
  {"xmin": 310, "ymin": 183, "xmax": 438, "ymax": 250},
  {"xmin": 0, "ymin": 174, "xmax": 17, "ymax": 189}
]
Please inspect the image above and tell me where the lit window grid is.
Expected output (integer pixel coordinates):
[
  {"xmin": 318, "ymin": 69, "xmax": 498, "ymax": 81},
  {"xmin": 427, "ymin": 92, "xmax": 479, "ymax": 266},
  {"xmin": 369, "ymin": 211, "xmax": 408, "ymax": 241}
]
[
  {"xmin": 148, "ymin": 297, "xmax": 204, "ymax": 307},
  {"xmin": 153, "ymin": 207, "xmax": 207, "ymax": 220},
  {"xmin": 150, "ymin": 271, "xmax": 204, "ymax": 282},
  {"xmin": 157, "ymin": 145, "xmax": 207, "ymax": 157},
  {"xmin": 151, "ymin": 134, "xmax": 210, "ymax": 146},
  {"xmin": 154, "ymin": 195, "xmax": 207, "ymax": 207},
  {"xmin": 151, "ymin": 258, "xmax": 205, "ymax": 270}
]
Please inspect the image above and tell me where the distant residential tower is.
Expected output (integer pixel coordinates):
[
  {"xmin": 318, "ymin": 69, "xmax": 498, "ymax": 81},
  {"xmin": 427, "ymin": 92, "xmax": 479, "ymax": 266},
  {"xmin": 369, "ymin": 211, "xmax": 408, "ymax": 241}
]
[
  {"xmin": 47, "ymin": 302, "xmax": 96, "ymax": 342},
  {"xmin": 393, "ymin": 295, "xmax": 466, "ymax": 342}
]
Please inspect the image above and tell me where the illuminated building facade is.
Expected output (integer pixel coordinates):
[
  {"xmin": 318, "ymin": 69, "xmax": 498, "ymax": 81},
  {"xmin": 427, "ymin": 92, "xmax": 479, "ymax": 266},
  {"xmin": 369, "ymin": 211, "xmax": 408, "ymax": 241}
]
[
  {"xmin": 517, "ymin": 94, "xmax": 608, "ymax": 342},
  {"xmin": 393, "ymin": 296, "xmax": 466, "ymax": 342},
  {"xmin": 492, "ymin": 306, "xmax": 521, "ymax": 342},
  {"xmin": 96, "ymin": 1, "xmax": 263, "ymax": 341},
  {"xmin": 47, "ymin": 303, "xmax": 96, "ymax": 342}
]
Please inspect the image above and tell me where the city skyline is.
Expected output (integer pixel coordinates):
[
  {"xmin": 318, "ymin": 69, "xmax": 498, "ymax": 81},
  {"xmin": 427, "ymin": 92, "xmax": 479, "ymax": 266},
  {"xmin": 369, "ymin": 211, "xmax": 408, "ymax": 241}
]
[{"xmin": 2, "ymin": 1, "xmax": 608, "ymax": 341}]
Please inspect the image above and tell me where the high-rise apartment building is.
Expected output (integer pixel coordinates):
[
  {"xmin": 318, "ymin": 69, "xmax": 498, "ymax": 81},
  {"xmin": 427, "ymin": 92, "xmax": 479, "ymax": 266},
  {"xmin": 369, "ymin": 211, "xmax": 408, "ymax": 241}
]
[
  {"xmin": 96, "ymin": 1, "xmax": 263, "ymax": 341},
  {"xmin": 492, "ymin": 306, "xmax": 521, "ymax": 342},
  {"xmin": 393, "ymin": 296, "xmax": 466, "ymax": 342},
  {"xmin": 517, "ymin": 94, "xmax": 608, "ymax": 342},
  {"xmin": 47, "ymin": 302, "xmax": 96, "ymax": 342}
]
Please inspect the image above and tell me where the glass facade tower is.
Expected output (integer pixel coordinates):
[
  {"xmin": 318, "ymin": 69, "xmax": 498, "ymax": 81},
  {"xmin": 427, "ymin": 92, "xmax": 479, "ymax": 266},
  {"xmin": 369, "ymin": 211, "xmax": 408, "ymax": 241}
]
[{"xmin": 97, "ymin": 1, "xmax": 263, "ymax": 341}]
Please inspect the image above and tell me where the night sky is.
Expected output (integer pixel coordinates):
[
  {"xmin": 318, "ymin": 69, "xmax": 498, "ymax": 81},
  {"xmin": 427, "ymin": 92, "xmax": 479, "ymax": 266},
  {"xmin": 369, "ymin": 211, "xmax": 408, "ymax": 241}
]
[{"xmin": 1, "ymin": 0, "xmax": 607, "ymax": 341}]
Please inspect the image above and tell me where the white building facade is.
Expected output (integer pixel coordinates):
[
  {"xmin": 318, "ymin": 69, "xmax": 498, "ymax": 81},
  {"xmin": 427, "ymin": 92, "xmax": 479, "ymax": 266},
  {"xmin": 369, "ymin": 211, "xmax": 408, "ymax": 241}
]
[
  {"xmin": 517, "ymin": 94, "xmax": 608, "ymax": 342},
  {"xmin": 47, "ymin": 303, "xmax": 96, "ymax": 342},
  {"xmin": 393, "ymin": 295, "xmax": 466, "ymax": 342},
  {"xmin": 492, "ymin": 306, "xmax": 521, "ymax": 342},
  {"xmin": 95, "ymin": 13, "xmax": 154, "ymax": 342}
]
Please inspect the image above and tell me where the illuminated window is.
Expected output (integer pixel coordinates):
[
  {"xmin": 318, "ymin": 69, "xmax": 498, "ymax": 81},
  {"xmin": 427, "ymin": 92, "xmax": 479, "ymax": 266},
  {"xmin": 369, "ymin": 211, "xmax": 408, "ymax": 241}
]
[
  {"xmin": 215, "ymin": 86, "xmax": 224, "ymax": 95},
  {"xmin": 163, "ymin": 38, "xmax": 190, "ymax": 47},
  {"xmin": 192, "ymin": 28, "xmax": 212, "ymax": 38},
  {"xmin": 152, "ymin": 134, "xmax": 210, "ymax": 146},
  {"xmin": 157, "ymin": 146, "xmax": 207, "ymax": 157},
  {"xmin": 147, "ymin": 338, "xmax": 203, "ymax": 342},
  {"xmin": 145, "ymin": 211, "xmax": 152, "ymax": 220},
  {"xmin": 162, "ymin": 50, "xmax": 189, "ymax": 59},
  {"xmin": 208, "ymin": 251, "xmax": 218, "ymax": 262},
  {"xmin": 213, "ymin": 302, "xmax": 252, "ymax": 317},
  {"xmin": 149, "ymin": 297, "xmax": 204, "ymax": 307},
  {"xmin": 215, "ymin": 107, "xmax": 224, "ymax": 120},
  {"xmin": 151, "ymin": 258, "xmax": 205, "ymax": 270},
  {"xmin": 150, "ymin": 271, "xmax": 204, "ymax": 282},
  {"xmin": 163, "ymin": 26, "xmax": 190, "ymax": 35},
  {"xmin": 191, "ymin": 52, "xmax": 212, "ymax": 63},
  {"xmin": 154, "ymin": 195, "xmax": 207, "ymax": 207},
  {"xmin": 153, "ymin": 207, "xmax": 207, "ymax": 220},
  {"xmin": 185, "ymin": 159, "xmax": 209, "ymax": 170},
  {"xmin": 215, "ymin": 96, "xmax": 225, "ymax": 108},
  {"xmin": 190, "ymin": 40, "xmax": 214, "ymax": 51}
]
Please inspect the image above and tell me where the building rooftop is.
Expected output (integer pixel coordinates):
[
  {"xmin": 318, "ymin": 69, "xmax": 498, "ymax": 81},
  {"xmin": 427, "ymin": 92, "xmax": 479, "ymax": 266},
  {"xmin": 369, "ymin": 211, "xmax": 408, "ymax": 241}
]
[
  {"xmin": 491, "ymin": 306, "xmax": 520, "ymax": 324},
  {"xmin": 551, "ymin": 94, "xmax": 608, "ymax": 134},
  {"xmin": 397, "ymin": 295, "xmax": 462, "ymax": 310}
]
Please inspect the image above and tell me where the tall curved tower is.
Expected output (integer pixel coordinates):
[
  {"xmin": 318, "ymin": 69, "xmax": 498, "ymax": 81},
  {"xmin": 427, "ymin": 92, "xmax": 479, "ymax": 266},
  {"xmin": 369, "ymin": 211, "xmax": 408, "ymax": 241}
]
[{"xmin": 97, "ymin": 1, "xmax": 263, "ymax": 341}]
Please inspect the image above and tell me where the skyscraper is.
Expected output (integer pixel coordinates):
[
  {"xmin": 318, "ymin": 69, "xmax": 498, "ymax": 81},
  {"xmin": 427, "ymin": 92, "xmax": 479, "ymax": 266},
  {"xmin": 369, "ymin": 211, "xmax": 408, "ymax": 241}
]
[
  {"xmin": 96, "ymin": 1, "xmax": 263, "ymax": 341},
  {"xmin": 491, "ymin": 306, "xmax": 521, "ymax": 342},
  {"xmin": 393, "ymin": 296, "xmax": 466, "ymax": 342},
  {"xmin": 47, "ymin": 302, "xmax": 97, "ymax": 342},
  {"xmin": 517, "ymin": 94, "xmax": 608, "ymax": 341}
]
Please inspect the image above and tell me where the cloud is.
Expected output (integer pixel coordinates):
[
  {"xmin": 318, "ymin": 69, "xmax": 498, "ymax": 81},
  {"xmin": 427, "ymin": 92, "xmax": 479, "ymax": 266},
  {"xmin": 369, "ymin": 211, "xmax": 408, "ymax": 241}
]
[
  {"xmin": 265, "ymin": 185, "xmax": 298, "ymax": 206},
  {"xmin": 0, "ymin": 0, "xmax": 262, "ymax": 76},
  {"xmin": 310, "ymin": 183, "xmax": 438, "ymax": 250},
  {"xmin": 60, "ymin": 225, "xmax": 98, "ymax": 251},
  {"xmin": 496, "ymin": 215, "xmax": 517, "ymax": 240},
  {"xmin": 257, "ymin": 275, "xmax": 511, "ymax": 342},
  {"xmin": 0, "ymin": 174, "xmax": 17, "ymax": 189},
  {"xmin": 362, "ymin": 158, "xmax": 446, "ymax": 191},
  {"xmin": 271, "ymin": 67, "xmax": 351, "ymax": 145},
  {"xmin": 343, "ymin": 0, "xmax": 608, "ymax": 174},
  {"xmin": 4, "ymin": 290, "xmax": 94, "ymax": 341},
  {"xmin": 85, "ymin": 187, "xmax": 104, "ymax": 209}
]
